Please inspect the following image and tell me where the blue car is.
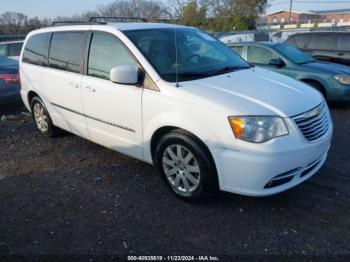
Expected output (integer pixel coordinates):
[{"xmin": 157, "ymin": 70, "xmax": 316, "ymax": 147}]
[
  {"xmin": 0, "ymin": 56, "xmax": 22, "ymax": 109},
  {"xmin": 229, "ymin": 42, "xmax": 350, "ymax": 102}
]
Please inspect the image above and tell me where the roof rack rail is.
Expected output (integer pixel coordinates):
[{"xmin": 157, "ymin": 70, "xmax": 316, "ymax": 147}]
[
  {"xmin": 51, "ymin": 21, "xmax": 106, "ymax": 26},
  {"xmin": 88, "ymin": 16, "xmax": 147, "ymax": 23}
]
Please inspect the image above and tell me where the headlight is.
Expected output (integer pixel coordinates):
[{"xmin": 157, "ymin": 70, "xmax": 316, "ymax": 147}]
[
  {"xmin": 334, "ymin": 74, "xmax": 350, "ymax": 85},
  {"xmin": 228, "ymin": 116, "xmax": 288, "ymax": 143}
]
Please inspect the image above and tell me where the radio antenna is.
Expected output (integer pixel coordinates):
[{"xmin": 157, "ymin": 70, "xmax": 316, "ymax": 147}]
[{"xmin": 174, "ymin": 16, "xmax": 179, "ymax": 88}]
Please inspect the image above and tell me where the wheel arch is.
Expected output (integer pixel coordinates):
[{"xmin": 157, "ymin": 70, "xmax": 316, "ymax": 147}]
[
  {"xmin": 300, "ymin": 78, "xmax": 327, "ymax": 98},
  {"xmin": 150, "ymin": 126, "xmax": 217, "ymax": 176},
  {"xmin": 27, "ymin": 90, "xmax": 40, "ymax": 109}
]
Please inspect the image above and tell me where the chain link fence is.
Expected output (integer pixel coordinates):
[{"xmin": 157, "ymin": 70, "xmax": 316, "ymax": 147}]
[
  {"xmin": 0, "ymin": 58, "xmax": 26, "ymax": 119},
  {"xmin": 0, "ymin": 82, "xmax": 25, "ymax": 118}
]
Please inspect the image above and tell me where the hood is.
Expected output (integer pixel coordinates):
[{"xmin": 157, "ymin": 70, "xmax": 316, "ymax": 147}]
[
  {"xmin": 181, "ymin": 67, "xmax": 322, "ymax": 117},
  {"xmin": 302, "ymin": 61, "xmax": 350, "ymax": 75}
]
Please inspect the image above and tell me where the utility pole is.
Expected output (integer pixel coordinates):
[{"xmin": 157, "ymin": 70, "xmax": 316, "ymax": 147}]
[{"xmin": 289, "ymin": 0, "xmax": 293, "ymax": 23}]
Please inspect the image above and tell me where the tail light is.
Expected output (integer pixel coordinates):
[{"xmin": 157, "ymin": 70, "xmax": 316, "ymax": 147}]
[{"xmin": 0, "ymin": 73, "xmax": 19, "ymax": 84}]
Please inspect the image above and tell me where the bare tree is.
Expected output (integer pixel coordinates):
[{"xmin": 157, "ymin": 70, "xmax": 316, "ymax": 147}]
[
  {"xmin": 98, "ymin": 0, "xmax": 170, "ymax": 21},
  {"xmin": 0, "ymin": 12, "xmax": 27, "ymax": 34},
  {"xmin": 167, "ymin": 0, "xmax": 189, "ymax": 18}
]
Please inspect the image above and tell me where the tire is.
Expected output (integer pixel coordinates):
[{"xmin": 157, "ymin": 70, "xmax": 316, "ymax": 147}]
[
  {"xmin": 30, "ymin": 96, "xmax": 59, "ymax": 137},
  {"xmin": 305, "ymin": 81, "xmax": 326, "ymax": 99},
  {"xmin": 154, "ymin": 130, "xmax": 218, "ymax": 201}
]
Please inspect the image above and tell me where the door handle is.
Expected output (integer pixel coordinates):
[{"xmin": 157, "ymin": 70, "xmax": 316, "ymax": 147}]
[
  {"xmin": 84, "ymin": 86, "xmax": 96, "ymax": 92},
  {"xmin": 68, "ymin": 82, "xmax": 79, "ymax": 88}
]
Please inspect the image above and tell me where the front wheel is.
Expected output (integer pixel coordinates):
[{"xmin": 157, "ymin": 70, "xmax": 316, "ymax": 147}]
[{"xmin": 154, "ymin": 130, "xmax": 218, "ymax": 201}]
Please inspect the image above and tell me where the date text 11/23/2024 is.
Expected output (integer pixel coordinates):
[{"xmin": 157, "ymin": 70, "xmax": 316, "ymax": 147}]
[{"xmin": 127, "ymin": 256, "xmax": 219, "ymax": 261}]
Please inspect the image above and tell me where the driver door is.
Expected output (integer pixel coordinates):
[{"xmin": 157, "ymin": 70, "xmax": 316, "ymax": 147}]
[{"xmin": 81, "ymin": 31, "xmax": 143, "ymax": 160}]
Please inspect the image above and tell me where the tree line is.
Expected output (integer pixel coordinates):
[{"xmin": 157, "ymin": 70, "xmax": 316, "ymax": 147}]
[{"xmin": 0, "ymin": 0, "xmax": 267, "ymax": 35}]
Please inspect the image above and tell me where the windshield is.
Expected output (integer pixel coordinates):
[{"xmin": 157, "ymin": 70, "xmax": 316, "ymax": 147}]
[
  {"xmin": 124, "ymin": 28, "xmax": 250, "ymax": 82},
  {"xmin": 275, "ymin": 43, "xmax": 315, "ymax": 64}
]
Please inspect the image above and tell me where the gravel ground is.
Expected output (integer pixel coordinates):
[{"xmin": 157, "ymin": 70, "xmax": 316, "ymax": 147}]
[{"xmin": 0, "ymin": 105, "xmax": 350, "ymax": 257}]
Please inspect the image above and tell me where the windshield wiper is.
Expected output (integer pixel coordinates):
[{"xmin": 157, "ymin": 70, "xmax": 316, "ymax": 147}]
[
  {"xmin": 179, "ymin": 65, "xmax": 251, "ymax": 78},
  {"xmin": 210, "ymin": 65, "xmax": 251, "ymax": 75}
]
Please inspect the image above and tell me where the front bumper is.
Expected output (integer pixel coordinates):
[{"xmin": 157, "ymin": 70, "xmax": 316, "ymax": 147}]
[
  {"xmin": 210, "ymin": 118, "xmax": 332, "ymax": 197},
  {"xmin": 327, "ymin": 78, "xmax": 350, "ymax": 102}
]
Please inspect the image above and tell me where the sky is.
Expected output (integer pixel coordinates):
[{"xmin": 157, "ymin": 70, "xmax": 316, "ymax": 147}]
[
  {"xmin": 267, "ymin": 0, "xmax": 350, "ymax": 13},
  {"xmin": 0, "ymin": 0, "xmax": 114, "ymax": 18},
  {"xmin": 0, "ymin": 0, "xmax": 350, "ymax": 18}
]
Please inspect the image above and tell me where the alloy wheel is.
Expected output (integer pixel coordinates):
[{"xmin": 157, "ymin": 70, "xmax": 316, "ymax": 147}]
[
  {"xmin": 33, "ymin": 103, "xmax": 49, "ymax": 133},
  {"xmin": 162, "ymin": 144, "xmax": 201, "ymax": 194}
]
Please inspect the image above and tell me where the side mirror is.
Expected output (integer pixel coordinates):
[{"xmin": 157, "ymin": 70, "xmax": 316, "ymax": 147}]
[
  {"xmin": 110, "ymin": 65, "xmax": 139, "ymax": 85},
  {"xmin": 269, "ymin": 58, "xmax": 285, "ymax": 67}
]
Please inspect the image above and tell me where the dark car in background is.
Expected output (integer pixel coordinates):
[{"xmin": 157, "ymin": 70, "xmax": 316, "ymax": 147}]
[
  {"xmin": 0, "ymin": 41, "xmax": 24, "ymax": 60},
  {"xmin": 285, "ymin": 32, "xmax": 350, "ymax": 66},
  {"xmin": 229, "ymin": 42, "xmax": 350, "ymax": 102},
  {"xmin": 0, "ymin": 56, "xmax": 22, "ymax": 111}
]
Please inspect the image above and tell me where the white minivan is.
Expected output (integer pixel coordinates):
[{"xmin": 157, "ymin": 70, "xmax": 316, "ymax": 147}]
[{"xmin": 20, "ymin": 21, "xmax": 333, "ymax": 200}]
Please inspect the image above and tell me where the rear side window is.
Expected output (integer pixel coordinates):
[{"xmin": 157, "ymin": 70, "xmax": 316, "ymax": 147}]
[
  {"xmin": 49, "ymin": 32, "xmax": 86, "ymax": 73},
  {"xmin": 88, "ymin": 32, "xmax": 136, "ymax": 80},
  {"xmin": 22, "ymin": 33, "xmax": 50, "ymax": 66},
  {"xmin": 308, "ymin": 34, "xmax": 336, "ymax": 50},
  {"xmin": 8, "ymin": 43, "xmax": 23, "ymax": 57},
  {"xmin": 337, "ymin": 35, "xmax": 350, "ymax": 51}
]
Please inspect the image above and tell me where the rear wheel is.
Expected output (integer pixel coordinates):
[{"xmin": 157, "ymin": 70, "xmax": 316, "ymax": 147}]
[
  {"xmin": 154, "ymin": 130, "xmax": 218, "ymax": 201},
  {"xmin": 31, "ymin": 96, "xmax": 59, "ymax": 137}
]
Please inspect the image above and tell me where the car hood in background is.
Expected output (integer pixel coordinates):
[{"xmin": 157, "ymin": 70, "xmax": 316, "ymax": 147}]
[
  {"xmin": 302, "ymin": 61, "xmax": 350, "ymax": 75},
  {"xmin": 181, "ymin": 67, "xmax": 322, "ymax": 117}
]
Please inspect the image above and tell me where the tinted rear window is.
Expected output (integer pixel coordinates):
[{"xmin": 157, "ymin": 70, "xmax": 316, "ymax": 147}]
[
  {"xmin": 308, "ymin": 34, "xmax": 336, "ymax": 50},
  {"xmin": 291, "ymin": 34, "xmax": 310, "ymax": 49},
  {"xmin": 8, "ymin": 43, "xmax": 23, "ymax": 57},
  {"xmin": 22, "ymin": 33, "xmax": 50, "ymax": 66},
  {"xmin": 337, "ymin": 35, "xmax": 350, "ymax": 51},
  {"xmin": 49, "ymin": 32, "xmax": 86, "ymax": 73}
]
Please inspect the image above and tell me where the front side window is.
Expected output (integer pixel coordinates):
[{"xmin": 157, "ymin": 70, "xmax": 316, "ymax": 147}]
[
  {"xmin": 247, "ymin": 46, "xmax": 279, "ymax": 64},
  {"xmin": 88, "ymin": 33, "xmax": 136, "ymax": 80},
  {"xmin": 22, "ymin": 33, "xmax": 50, "ymax": 66},
  {"xmin": 49, "ymin": 32, "xmax": 86, "ymax": 73},
  {"xmin": 231, "ymin": 46, "xmax": 244, "ymax": 57},
  {"xmin": 124, "ymin": 28, "xmax": 250, "ymax": 82}
]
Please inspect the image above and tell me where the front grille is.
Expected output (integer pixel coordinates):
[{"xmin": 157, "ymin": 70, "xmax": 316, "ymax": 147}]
[{"xmin": 293, "ymin": 103, "xmax": 331, "ymax": 142}]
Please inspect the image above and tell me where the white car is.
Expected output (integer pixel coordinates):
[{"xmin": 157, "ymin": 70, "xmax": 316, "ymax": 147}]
[{"xmin": 19, "ymin": 21, "xmax": 333, "ymax": 201}]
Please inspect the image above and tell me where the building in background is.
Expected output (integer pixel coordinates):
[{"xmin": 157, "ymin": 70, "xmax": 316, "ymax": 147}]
[
  {"xmin": 313, "ymin": 9, "xmax": 350, "ymax": 25},
  {"xmin": 263, "ymin": 8, "xmax": 350, "ymax": 26},
  {"xmin": 266, "ymin": 10, "xmax": 321, "ymax": 24}
]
